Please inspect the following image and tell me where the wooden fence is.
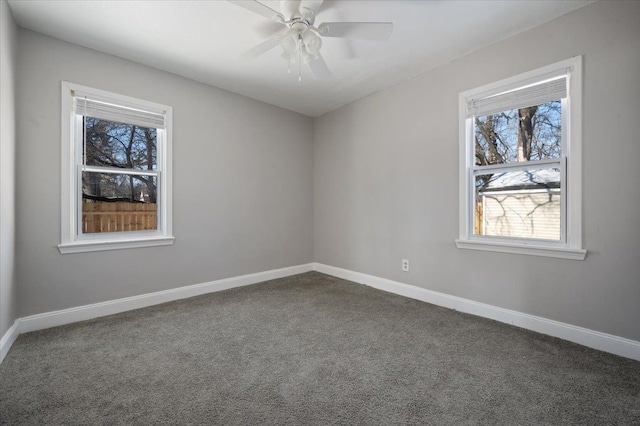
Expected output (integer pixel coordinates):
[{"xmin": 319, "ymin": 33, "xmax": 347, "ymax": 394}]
[
  {"xmin": 475, "ymin": 200, "xmax": 483, "ymax": 235},
  {"xmin": 82, "ymin": 202, "xmax": 157, "ymax": 233}
]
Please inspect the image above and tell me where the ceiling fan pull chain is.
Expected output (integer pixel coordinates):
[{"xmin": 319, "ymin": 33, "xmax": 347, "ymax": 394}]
[{"xmin": 297, "ymin": 37, "xmax": 302, "ymax": 82}]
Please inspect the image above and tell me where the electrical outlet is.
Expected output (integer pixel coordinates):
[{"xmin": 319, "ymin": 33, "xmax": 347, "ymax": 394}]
[{"xmin": 402, "ymin": 259, "xmax": 409, "ymax": 272}]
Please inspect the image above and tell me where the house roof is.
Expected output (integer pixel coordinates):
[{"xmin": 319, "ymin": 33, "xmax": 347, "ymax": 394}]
[{"xmin": 479, "ymin": 168, "xmax": 560, "ymax": 192}]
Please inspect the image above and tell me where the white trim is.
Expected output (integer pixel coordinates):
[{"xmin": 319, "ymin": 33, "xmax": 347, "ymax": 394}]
[
  {"xmin": 58, "ymin": 236, "xmax": 175, "ymax": 254},
  {"xmin": 0, "ymin": 263, "xmax": 313, "ymax": 364},
  {"xmin": 312, "ymin": 263, "xmax": 639, "ymax": 361},
  {"xmin": 566, "ymin": 56, "xmax": 582, "ymax": 250},
  {"xmin": 0, "ymin": 321, "xmax": 19, "ymax": 364},
  {"xmin": 4, "ymin": 263, "xmax": 637, "ymax": 363},
  {"xmin": 457, "ymin": 56, "xmax": 584, "ymax": 258},
  {"xmin": 455, "ymin": 239, "xmax": 586, "ymax": 260},
  {"xmin": 61, "ymin": 81, "xmax": 75, "ymax": 249},
  {"xmin": 60, "ymin": 81, "xmax": 174, "ymax": 254},
  {"xmin": 17, "ymin": 263, "xmax": 313, "ymax": 334}
]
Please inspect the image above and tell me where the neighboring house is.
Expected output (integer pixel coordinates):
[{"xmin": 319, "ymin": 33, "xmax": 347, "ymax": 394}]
[{"xmin": 476, "ymin": 169, "xmax": 561, "ymax": 240}]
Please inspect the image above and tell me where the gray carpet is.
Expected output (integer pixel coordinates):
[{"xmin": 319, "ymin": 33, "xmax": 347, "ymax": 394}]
[{"xmin": 1, "ymin": 272, "xmax": 639, "ymax": 425}]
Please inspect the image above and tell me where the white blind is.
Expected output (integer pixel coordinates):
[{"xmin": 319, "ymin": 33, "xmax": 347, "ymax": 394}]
[
  {"xmin": 467, "ymin": 76, "xmax": 566, "ymax": 118},
  {"xmin": 74, "ymin": 97, "xmax": 165, "ymax": 129}
]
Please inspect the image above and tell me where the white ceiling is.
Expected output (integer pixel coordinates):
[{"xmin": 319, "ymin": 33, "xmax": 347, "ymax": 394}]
[{"xmin": 8, "ymin": 0, "xmax": 594, "ymax": 117}]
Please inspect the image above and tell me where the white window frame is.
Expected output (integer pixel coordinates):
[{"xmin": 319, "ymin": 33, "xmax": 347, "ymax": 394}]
[
  {"xmin": 455, "ymin": 57, "xmax": 586, "ymax": 260},
  {"xmin": 59, "ymin": 81, "xmax": 174, "ymax": 254}
]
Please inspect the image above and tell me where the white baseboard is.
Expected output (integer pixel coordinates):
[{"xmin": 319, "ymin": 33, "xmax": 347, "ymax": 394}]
[
  {"xmin": 17, "ymin": 263, "xmax": 314, "ymax": 335},
  {"xmin": 0, "ymin": 320, "xmax": 19, "ymax": 364},
  {"xmin": 4, "ymin": 262, "xmax": 638, "ymax": 364},
  {"xmin": 313, "ymin": 263, "xmax": 640, "ymax": 362}
]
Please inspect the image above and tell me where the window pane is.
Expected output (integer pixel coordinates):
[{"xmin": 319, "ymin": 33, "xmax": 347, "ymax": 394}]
[
  {"xmin": 474, "ymin": 101, "xmax": 561, "ymax": 166},
  {"xmin": 83, "ymin": 116, "xmax": 157, "ymax": 170},
  {"xmin": 82, "ymin": 172, "xmax": 157, "ymax": 234},
  {"xmin": 475, "ymin": 168, "xmax": 561, "ymax": 240}
]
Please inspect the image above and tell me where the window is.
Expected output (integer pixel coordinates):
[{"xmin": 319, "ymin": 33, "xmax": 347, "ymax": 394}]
[
  {"xmin": 456, "ymin": 57, "xmax": 585, "ymax": 260},
  {"xmin": 59, "ymin": 82, "xmax": 174, "ymax": 253}
]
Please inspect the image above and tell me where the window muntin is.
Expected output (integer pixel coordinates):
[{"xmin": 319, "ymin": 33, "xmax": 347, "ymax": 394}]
[
  {"xmin": 457, "ymin": 57, "xmax": 584, "ymax": 259},
  {"xmin": 60, "ymin": 82, "xmax": 173, "ymax": 253}
]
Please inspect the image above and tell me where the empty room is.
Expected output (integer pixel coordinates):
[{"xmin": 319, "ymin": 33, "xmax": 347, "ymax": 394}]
[{"xmin": 1, "ymin": 0, "xmax": 639, "ymax": 423}]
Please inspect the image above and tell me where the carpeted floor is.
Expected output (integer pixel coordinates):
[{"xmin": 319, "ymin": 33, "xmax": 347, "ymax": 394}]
[{"xmin": 1, "ymin": 272, "xmax": 639, "ymax": 425}]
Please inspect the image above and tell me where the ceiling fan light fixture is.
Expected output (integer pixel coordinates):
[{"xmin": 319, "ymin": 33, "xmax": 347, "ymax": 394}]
[
  {"xmin": 278, "ymin": 28, "xmax": 321, "ymax": 68},
  {"xmin": 300, "ymin": 46, "xmax": 316, "ymax": 64},
  {"xmin": 302, "ymin": 30, "xmax": 322, "ymax": 56},
  {"xmin": 278, "ymin": 29, "xmax": 299, "ymax": 55},
  {"xmin": 231, "ymin": 0, "xmax": 393, "ymax": 81},
  {"xmin": 280, "ymin": 45, "xmax": 316, "ymax": 65}
]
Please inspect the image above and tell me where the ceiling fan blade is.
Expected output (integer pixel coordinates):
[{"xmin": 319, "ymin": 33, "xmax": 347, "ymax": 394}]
[
  {"xmin": 300, "ymin": 0, "xmax": 324, "ymax": 11},
  {"xmin": 300, "ymin": 0, "xmax": 324, "ymax": 20},
  {"xmin": 235, "ymin": 37, "xmax": 280, "ymax": 61},
  {"xmin": 317, "ymin": 22, "xmax": 393, "ymax": 41},
  {"xmin": 229, "ymin": 0, "xmax": 284, "ymax": 22},
  {"xmin": 281, "ymin": 0, "xmax": 301, "ymax": 20},
  {"xmin": 254, "ymin": 20, "xmax": 287, "ymax": 39},
  {"xmin": 309, "ymin": 53, "xmax": 331, "ymax": 80}
]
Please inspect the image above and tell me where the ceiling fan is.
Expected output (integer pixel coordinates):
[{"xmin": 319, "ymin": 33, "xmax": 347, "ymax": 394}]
[{"xmin": 229, "ymin": 0, "xmax": 393, "ymax": 81}]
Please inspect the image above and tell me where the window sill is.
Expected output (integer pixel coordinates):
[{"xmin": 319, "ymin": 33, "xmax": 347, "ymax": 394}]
[
  {"xmin": 58, "ymin": 236, "xmax": 175, "ymax": 254},
  {"xmin": 455, "ymin": 239, "xmax": 586, "ymax": 260}
]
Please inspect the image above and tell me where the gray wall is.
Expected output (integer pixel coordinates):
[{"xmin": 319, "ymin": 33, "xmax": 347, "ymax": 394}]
[
  {"xmin": 314, "ymin": 0, "xmax": 640, "ymax": 341},
  {"xmin": 9, "ymin": 1, "xmax": 640, "ymax": 346},
  {"xmin": 16, "ymin": 30, "xmax": 314, "ymax": 317},
  {"xmin": 0, "ymin": 0, "xmax": 18, "ymax": 338}
]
